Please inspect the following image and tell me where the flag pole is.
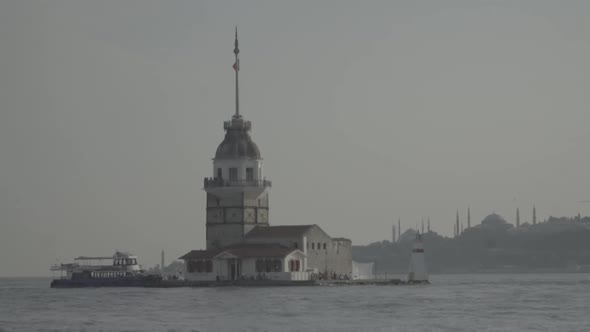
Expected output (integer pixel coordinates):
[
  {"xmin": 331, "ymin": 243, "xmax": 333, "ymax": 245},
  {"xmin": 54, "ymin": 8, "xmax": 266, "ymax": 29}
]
[{"xmin": 234, "ymin": 26, "xmax": 240, "ymax": 118}]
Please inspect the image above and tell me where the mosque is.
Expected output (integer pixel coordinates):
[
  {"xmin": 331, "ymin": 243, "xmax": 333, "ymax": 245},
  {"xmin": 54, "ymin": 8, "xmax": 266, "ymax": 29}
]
[{"xmin": 179, "ymin": 30, "xmax": 352, "ymax": 281}]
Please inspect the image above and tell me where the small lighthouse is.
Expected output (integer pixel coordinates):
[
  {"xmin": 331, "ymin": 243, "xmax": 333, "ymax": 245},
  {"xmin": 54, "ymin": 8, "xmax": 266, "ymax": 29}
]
[{"xmin": 407, "ymin": 233, "xmax": 429, "ymax": 284}]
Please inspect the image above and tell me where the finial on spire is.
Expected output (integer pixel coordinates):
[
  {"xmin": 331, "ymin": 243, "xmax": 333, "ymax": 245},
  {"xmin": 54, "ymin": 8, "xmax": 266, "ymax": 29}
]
[{"xmin": 234, "ymin": 26, "xmax": 240, "ymax": 55}]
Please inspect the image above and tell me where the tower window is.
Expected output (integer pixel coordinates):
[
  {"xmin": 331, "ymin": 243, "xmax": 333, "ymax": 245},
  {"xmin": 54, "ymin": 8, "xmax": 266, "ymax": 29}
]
[
  {"xmin": 217, "ymin": 168, "xmax": 222, "ymax": 179},
  {"xmin": 311, "ymin": 243, "xmax": 315, "ymax": 250},
  {"xmin": 229, "ymin": 168, "xmax": 238, "ymax": 181},
  {"xmin": 246, "ymin": 168, "xmax": 254, "ymax": 181}
]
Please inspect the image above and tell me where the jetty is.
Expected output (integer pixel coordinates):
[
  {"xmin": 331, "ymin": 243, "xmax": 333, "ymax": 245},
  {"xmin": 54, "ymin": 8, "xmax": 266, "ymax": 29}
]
[{"xmin": 146, "ymin": 278, "xmax": 408, "ymax": 288}]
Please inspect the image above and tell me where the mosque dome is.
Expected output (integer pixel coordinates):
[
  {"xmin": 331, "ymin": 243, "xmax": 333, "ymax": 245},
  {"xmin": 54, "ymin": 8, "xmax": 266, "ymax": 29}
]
[
  {"xmin": 481, "ymin": 213, "xmax": 508, "ymax": 226},
  {"xmin": 214, "ymin": 119, "xmax": 261, "ymax": 160},
  {"xmin": 480, "ymin": 213, "xmax": 514, "ymax": 232}
]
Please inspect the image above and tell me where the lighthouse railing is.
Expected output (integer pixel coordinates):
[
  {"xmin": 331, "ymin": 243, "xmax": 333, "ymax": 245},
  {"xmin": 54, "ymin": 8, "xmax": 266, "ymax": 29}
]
[{"xmin": 203, "ymin": 177, "xmax": 272, "ymax": 189}]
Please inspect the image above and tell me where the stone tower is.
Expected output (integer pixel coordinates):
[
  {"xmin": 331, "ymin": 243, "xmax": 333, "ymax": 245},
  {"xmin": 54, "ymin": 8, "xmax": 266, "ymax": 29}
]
[{"xmin": 204, "ymin": 28, "xmax": 271, "ymax": 250}]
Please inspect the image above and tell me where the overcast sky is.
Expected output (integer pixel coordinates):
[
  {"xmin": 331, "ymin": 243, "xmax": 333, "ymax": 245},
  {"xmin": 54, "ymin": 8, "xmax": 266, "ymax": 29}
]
[{"xmin": 2, "ymin": 1, "xmax": 590, "ymax": 276}]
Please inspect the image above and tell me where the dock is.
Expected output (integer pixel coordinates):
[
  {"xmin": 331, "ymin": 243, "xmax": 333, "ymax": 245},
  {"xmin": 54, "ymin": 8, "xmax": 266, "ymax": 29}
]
[{"xmin": 147, "ymin": 278, "xmax": 406, "ymax": 288}]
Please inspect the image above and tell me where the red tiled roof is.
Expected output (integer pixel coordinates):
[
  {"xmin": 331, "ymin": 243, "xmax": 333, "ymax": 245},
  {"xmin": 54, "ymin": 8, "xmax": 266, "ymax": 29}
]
[
  {"xmin": 178, "ymin": 250, "xmax": 220, "ymax": 260},
  {"xmin": 179, "ymin": 243, "xmax": 302, "ymax": 260},
  {"xmin": 221, "ymin": 243, "xmax": 296, "ymax": 258},
  {"xmin": 244, "ymin": 225, "xmax": 315, "ymax": 239}
]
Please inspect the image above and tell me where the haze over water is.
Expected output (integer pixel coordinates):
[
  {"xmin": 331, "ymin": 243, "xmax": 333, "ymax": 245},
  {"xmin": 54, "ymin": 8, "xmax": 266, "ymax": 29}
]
[{"xmin": 2, "ymin": 274, "xmax": 590, "ymax": 331}]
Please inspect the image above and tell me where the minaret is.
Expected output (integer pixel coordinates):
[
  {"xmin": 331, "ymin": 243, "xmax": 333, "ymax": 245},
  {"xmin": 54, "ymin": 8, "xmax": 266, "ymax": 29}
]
[
  {"xmin": 398, "ymin": 218, "xmax": 401, "ymax": 242},
  {"xmin": 533, "ymin": 205, "xmax": 537, "ymax": 225},
  {"xmin": 516, "ymin": 208, "xmax": 520, "ymax": 227},
  {"xmin": 204, "ymin": 28, "xmax": 271, "ymax": 249},
  {"xmin": 456, "ymin": 210, "xmax": 460, "ymax": 236},
  {"xmin": 467, "ymin": 206, "xmax": 471, "ymax": 229}
]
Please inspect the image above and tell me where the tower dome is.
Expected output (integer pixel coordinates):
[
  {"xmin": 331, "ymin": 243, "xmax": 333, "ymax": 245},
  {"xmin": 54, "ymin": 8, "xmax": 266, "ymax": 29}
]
[{"xmin": 214, "ymin": 118, "xmax": 261, "ymax": 159}]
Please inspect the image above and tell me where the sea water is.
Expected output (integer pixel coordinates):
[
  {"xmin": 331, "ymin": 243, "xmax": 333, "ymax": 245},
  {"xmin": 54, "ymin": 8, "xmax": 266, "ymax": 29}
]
[{"xmin": 1, "ymin": 273, "xmax": 590, "ymax": 331}]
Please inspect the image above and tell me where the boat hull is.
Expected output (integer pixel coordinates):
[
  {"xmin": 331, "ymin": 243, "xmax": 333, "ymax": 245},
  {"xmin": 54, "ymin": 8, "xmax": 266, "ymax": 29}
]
[{"xmin": 50, "ymin": 276, "xmax": 162, "ymax": 288}]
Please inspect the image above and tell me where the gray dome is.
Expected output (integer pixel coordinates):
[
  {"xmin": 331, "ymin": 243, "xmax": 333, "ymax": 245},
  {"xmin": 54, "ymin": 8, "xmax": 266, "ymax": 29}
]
[
  {"xmin": 214, "ymin": 119, "xmax": 261, "ymax": 159},
  {"xmin": 481, "ymin": 213, "xmax": 508, "ymax": 226}
]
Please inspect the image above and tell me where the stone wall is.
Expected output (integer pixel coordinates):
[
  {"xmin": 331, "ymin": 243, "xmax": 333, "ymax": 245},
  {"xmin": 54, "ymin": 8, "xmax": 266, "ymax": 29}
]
[{"xmin": 304, "ymin": 227, "xmax": 352, "ymax": 277}]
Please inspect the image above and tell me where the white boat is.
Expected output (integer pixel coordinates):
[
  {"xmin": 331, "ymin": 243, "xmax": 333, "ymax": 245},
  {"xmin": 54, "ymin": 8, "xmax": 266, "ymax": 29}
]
[{"xmin": 50, "ymin": 251, "xmax": 160, "ymax": 288}]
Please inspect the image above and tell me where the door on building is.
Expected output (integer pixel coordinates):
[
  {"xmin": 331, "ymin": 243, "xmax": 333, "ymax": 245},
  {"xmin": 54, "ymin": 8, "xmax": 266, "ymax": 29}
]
[
  {"xmin": 228, "ymin": 259, "xmax": 242, "ymax": 281},
  {"xmin": 229, "ymin": 260, "xmax": 236, "ymax": 281}
]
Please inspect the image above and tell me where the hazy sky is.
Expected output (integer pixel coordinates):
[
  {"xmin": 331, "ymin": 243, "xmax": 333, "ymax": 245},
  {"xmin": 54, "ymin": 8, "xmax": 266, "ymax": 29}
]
[{"xmin": 2, "ymin": 1, "xmax": 590, "ymax": 276}]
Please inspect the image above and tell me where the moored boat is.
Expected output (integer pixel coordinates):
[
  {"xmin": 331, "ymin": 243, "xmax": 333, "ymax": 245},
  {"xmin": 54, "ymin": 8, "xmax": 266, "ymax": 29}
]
[{"xmin": 50, "ymin": 251, "xmax": 161, "ymax": 288}]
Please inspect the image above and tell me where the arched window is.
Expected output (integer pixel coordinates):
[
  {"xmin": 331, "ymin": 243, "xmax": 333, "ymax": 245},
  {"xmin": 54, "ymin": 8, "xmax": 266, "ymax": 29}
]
[
  {"xmin": 311, "ymin": 243, "xmax": 315, "ymax": 250},
  {"xmin": 289, "ymin": 259, "xmax": 300, "ymax": 272}
]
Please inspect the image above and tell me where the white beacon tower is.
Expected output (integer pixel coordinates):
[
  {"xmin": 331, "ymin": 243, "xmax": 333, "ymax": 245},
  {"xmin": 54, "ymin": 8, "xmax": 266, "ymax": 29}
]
[{"xmin": 407, "ymin": 233, "xmax": 429, "ymax": 284}]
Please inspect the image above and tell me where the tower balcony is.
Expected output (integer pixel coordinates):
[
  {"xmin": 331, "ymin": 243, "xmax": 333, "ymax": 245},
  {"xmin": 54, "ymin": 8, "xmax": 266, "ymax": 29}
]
[{"xmin": 203, "ymin": 177, "xmax": 271, "ymax": 189}]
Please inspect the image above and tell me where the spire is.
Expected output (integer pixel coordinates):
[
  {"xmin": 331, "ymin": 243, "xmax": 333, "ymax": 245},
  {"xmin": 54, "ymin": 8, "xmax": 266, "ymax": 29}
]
[
  {"xmin": 533, "ymin": 205, "xmax": 537, "ymax": 225},
  {"xmin": 467, "ymin": 206, "xmax": 471, "ymax": 229},
  {"xmin": 233, "ymin": 26, "xmax": 241, "ymax": 119},
  {"xmin": 456, "ymin": 210, "xmax": 460, "ymax": 237}
]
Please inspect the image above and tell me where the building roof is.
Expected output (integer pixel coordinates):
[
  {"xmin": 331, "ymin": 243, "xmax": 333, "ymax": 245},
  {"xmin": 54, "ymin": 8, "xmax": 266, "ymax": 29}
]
[
  {"xmin": 178, "ymin": 249, "xmax": 220, "ymax": 260},
  {"xmin": 220, "ymin": 243, "xmax": 297, "ymax": 258},
  {"xmin": 179, "ymin": 243, "xmax": 302, "ymax": 260},
  {"xmin": 244, "ymin": 225, "xmax": 316, "ymax": 239},
  {"xmin": 332, "ymin": 237, "xmax": 352, "ymax": 242}
]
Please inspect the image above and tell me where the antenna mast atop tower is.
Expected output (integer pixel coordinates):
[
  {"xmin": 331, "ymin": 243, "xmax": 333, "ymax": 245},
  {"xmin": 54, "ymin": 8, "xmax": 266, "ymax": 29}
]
[{"xmin": 233, "ymin": 27, "xmax": 241, "ymax": 118}]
